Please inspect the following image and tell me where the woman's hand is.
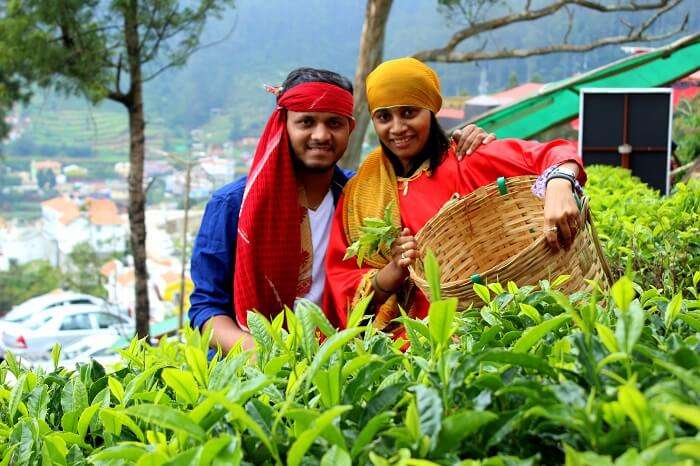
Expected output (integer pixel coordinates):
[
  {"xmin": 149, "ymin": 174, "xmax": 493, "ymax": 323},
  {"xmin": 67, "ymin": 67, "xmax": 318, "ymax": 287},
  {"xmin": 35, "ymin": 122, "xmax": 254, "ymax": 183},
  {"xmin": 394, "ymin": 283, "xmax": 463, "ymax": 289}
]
[
  {"xmin": 452, "ymin": 124, "xmax": 496, "ymax": 160},
  {"xmin": 373, "ymin": 228, "xmax": 418, "ymax": 301},
  {"xmin": 543, "ymin": 178, "xmax": 582, "ymax": 251},
  {"xmin": 391, "ymin": 227, "xmax": 418, "ymax": 269}
]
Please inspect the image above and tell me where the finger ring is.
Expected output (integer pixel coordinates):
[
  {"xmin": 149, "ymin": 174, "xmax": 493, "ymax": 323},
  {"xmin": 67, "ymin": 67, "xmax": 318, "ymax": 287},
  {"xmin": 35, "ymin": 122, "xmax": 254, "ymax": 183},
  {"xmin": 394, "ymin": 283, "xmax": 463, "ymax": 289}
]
[
  {"xmin": 401, "ymin": 243, "xmax": 407, "ymax": 251},
  {"xmin": 545, "ymin": 226, "xmax": 558, "ymax": 232},
  {"xmin": 401, "ymin": 252, "xmax": 406, "ymax": 260}
]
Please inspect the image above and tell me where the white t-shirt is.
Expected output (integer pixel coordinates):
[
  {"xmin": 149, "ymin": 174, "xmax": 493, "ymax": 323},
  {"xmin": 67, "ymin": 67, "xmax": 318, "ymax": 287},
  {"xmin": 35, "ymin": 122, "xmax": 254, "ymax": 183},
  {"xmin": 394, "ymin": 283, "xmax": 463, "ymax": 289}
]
[{"xmin": 301, "ymin": 190, "xmax": 334, "ymax": 305}]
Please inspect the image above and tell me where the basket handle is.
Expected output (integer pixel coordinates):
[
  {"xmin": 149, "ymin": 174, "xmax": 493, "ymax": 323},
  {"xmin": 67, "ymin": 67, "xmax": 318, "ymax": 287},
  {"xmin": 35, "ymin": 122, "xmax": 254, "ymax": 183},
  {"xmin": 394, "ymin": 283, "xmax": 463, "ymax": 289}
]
[{"xmin": 580, "ymin": 195, "xmax": 614, "ymax": 285}]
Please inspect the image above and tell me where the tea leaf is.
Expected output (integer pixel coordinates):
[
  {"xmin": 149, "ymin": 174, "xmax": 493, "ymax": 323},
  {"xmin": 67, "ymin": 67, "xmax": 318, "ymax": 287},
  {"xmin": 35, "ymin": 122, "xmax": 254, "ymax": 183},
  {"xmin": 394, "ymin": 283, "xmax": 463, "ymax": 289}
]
[
  {"xmin": 413, "ymin": 385, "xmax": 443, "ymax": 448},
  {"xmin": 512, "ymin": 314, "xmax": 570, "ymax": 353},
  {"xmin": 428, "ymin": 298, "xmax": 458, "ymax": 348},
  {"xmin": 162, "ymin": 368, "xmax": 199, "ymax": 405},
  {"xmin": 436, "ymin": 410, "xmax": 498, "ymax": 453},
  {"xmin": 351, "ymin": 411, "xmax": 394, "ymax": 458},
  {"xmin": 518, "ymin": 303, "xmax": 542, "ymax": 324},
  {"xmin": 595, "ymin": 323, "xmax": 619, "ymax": 353},
  {"xmin": 107, "ymin": 376, "xmax": 124, "ymax": 404},
  {"xmin": 658, "ymin": 402, "xmax": 700, "ymax": 429},
  {"xmin": 611, "ymin": 276, "xmax": 635, "ymax": 312},
  {"xmin": 306, "ymin": 327, "xmax": 365, "ymax": 388},
  {"xmin": 618, "ymin": 379, "xmax": 650, "ymax": 443},
  {"xmin": 8, "ymin": 373, "xmax": 26, "ymax": 423},
  {"xmin": 424, "ymin": 250, "xmax": 442, "ymax": 302},
  {"xmin": 61, "ymin": 378, "xmax": 88, "ymax": 415},
  {"xmin": 348, "ymin": 293, "xmax": 372, "ymax": 329},
  {"xmin": 51, "ymin": 343, "xmax": 62, "ymax": 370},
  {"xmin": 473, "ymin": 283, "xmax": 491, "ymax": 304},
  {"xmin": 76, "ymin": 404, "xmax": 100, "ymax": 441},
  {"xmin": 128, "ymin": 404, "xmax": 205, "ymax": 441},
  {"xmin": 663, "ymin": 292, "xmax": 683, "ymax": 328},
  {"xmin": 320, "ymin": 445, "xmax": 351, "ymax": 466},
  {"xmin": 185, "ymin": 346, "xmax": 209, "ymax": 388},
  {"xmin": 287, "ymin": 405, "xmax": 351, "ymax": 466}
]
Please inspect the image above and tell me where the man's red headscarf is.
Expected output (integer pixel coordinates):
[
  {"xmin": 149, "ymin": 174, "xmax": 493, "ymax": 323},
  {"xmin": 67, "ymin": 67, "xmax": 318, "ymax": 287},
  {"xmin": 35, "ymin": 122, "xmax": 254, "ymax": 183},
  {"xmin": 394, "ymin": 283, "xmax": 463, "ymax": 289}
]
[{"xmin": 233, "ymin": 82, "xmax": 354, "ymax": 328}]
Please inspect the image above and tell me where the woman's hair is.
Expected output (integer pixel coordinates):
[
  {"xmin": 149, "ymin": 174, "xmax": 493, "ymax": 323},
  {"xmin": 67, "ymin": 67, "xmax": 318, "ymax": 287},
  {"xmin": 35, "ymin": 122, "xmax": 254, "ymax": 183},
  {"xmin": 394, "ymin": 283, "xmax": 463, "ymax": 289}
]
[
  {"xmin": 280, "ymin": 68, "xmax": 353, "ymax": 97},
  {"xmin": 380, "ymin": 113, "xmax": 450, "ymax": 177}
]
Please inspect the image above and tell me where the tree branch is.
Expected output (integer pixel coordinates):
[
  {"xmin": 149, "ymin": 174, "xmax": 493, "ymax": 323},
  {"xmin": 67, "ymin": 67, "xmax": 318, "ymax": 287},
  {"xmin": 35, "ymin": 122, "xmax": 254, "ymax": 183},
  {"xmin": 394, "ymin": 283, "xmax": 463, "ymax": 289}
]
[
  {"xmin": 141, "ymin": 11, "xmax": 238, "ymax": 83},
  {"xmin": 415, "ymin": 0, "xmax": 677, "ymax": 61},
  {"xmin": 414, "ymin": 0, "xmax": 685, "ymax": 63},
  {"xmin": 414, "ymin": 17, "xmax": 686, "ymax": 62}
]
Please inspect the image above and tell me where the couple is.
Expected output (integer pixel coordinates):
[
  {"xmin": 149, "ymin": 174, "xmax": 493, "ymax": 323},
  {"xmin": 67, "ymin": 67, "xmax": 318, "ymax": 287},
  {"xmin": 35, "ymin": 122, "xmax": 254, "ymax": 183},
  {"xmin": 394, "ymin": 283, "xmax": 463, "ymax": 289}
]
[{"xmin": 188, "ymin": 58, "xmax": 586, "ymax": 354}]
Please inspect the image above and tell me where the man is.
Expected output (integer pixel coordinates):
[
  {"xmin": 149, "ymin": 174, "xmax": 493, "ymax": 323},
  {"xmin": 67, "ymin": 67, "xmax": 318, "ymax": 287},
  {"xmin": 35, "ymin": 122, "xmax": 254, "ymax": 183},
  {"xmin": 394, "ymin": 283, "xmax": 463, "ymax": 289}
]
[{"xmin": 188, "ymin": 67, "xmax": 492, "ymax": 354}]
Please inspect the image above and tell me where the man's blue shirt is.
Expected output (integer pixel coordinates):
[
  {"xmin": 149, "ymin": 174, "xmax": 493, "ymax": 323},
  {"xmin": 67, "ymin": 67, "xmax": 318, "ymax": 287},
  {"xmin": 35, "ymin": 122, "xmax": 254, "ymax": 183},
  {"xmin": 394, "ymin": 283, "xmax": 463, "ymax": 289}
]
[{"xmin": 188, "ymin": 166, "xmax": 353, "ymax": 331}]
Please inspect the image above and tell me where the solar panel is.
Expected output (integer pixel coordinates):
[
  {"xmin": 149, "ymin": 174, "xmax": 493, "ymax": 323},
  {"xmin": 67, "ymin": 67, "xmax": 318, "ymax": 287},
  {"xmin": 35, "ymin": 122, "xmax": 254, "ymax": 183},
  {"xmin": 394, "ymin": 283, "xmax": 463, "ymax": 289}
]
[{"xmin": 578, "ymin": 88, "xmax": 673, "ymax": 194}]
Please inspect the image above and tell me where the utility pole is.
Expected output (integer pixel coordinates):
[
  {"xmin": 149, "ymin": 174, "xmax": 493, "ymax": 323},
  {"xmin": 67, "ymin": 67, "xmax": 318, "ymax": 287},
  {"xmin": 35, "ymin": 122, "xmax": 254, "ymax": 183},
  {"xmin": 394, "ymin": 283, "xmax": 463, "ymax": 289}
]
[
  {"xmin": 178, "ymin": 158, "xmax": 192, "ymax": 332},
  {"xmin": 165, "ymin": 149, "xmax": 202, "ymax": 332}
]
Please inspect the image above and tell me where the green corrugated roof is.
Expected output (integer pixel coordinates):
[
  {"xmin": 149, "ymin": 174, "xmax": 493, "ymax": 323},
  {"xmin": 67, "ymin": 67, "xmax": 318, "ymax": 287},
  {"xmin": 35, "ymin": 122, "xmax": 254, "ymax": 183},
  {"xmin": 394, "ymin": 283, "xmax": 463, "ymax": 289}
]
[{"xmin": 467, "ymin": 33, "xmax": 700, "ymax": 138}]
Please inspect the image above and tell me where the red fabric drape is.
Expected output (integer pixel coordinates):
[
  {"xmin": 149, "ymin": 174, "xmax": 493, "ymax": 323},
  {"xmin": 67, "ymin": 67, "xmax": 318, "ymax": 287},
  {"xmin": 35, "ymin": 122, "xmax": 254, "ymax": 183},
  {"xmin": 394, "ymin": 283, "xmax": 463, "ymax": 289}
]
[{"xmin": 234, "ymin": 82, "xmax": 354, "ymax": 329}]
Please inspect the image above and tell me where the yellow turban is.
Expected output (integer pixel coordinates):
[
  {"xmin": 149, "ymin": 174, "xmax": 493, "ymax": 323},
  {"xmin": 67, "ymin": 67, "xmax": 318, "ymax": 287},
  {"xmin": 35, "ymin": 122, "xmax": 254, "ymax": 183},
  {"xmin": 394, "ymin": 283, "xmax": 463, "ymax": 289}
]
[{"xmin": 366, "ymin": 57, "xmax": 442, "ymax": 115}]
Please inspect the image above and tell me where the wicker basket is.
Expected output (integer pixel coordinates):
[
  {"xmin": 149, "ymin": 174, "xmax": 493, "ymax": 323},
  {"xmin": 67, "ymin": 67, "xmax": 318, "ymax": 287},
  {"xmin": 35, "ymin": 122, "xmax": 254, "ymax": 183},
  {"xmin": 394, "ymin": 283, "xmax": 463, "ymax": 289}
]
[{"xmin": 408, "ymin": 176, "xmax": 613, "ymax": 308}]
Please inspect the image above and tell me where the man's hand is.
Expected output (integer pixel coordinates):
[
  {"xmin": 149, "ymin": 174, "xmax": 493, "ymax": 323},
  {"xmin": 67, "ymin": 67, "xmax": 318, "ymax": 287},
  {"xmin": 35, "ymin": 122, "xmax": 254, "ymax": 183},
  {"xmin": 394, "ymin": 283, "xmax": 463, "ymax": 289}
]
[
  {"xmin": 206, "ymin": 315, "xmax": 255, "ymax": 355},
  {"xmin": 543, "ymin": 178, "xmax": 581, "ymax": 251},
  {"xmin": 452, "ymin": 124, "xmax": 496, "ymax": 160}
]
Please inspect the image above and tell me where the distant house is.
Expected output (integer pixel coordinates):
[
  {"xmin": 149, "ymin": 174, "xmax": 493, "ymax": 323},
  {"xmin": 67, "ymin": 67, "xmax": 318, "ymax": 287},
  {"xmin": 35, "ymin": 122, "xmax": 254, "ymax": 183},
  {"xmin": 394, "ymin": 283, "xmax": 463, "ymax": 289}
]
[
  {"xmin": 463, "ymin": 83, "xmax": 545, "ymax": 121},
  {"xmin": 31, "ymin": 160, "xmax": 62, "ymax": 183},
  {"xmin": 154, "ymin": 270, "xmax": 193, "ymax": 315},
  {"xmin": 110, "ymin": 257, "xmax": 179, "ymax": 322},
  {"xmin": 86, "ymin": 198, "xmax": 127, "ymax": 256},
  {"xmin": 0, "ymin": 219, "xmax": 49, "ymax": 271},
  {"xmin": 41, "ymin": 196, "xmax": 89, "ymax": 267},
  {"xmin": 100, "ymin": 259, "xmax": 123, "ymax": 303},
  {"xmin": 237, "ymin": 137, "xmax": 259, "ymax": 148},
  {"xmin": 41, "ymin": 196, "xmax": 127, "ymax": 266},
  {"xmin": 200, "ymin": 156, "xmax": 236, "ymax": 188},
  {"xmin": 63, "ymin": 164, "xmax": 88, "ymax": 179},
  {"xmin": 114, "ymin": 162, "xmax": 130, "ymax": 178},
  {"xmin": 436, "ymin": 108, "xmax": 466, "ymax": 131}
]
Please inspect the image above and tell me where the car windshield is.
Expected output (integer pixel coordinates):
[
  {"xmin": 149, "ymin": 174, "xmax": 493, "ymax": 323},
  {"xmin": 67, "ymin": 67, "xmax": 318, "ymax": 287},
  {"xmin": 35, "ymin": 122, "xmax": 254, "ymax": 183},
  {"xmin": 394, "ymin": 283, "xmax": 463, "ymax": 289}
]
[{"xmin": 4, "ymin": 300, "xmax": 40, "ymax": 322}]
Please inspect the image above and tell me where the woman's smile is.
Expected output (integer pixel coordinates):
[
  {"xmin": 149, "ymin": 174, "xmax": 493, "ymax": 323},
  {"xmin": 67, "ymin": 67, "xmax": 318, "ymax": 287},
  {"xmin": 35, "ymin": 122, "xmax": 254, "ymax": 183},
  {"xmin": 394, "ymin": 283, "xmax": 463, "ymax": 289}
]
[{"xmin": 391, "ymin": 135, "xmax": 415, "ymax": 149}]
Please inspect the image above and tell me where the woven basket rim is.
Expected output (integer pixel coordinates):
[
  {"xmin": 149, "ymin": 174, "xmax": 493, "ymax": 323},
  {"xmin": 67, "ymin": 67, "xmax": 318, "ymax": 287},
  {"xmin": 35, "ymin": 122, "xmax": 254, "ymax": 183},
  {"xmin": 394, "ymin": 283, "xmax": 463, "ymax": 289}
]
[
  {"xmin": 409, "ymin": 175, "xmax": 591, "ymax": 288},
  {"xmin": 409, "ymin": 229, "xmax": 553, "ymax": 287}
]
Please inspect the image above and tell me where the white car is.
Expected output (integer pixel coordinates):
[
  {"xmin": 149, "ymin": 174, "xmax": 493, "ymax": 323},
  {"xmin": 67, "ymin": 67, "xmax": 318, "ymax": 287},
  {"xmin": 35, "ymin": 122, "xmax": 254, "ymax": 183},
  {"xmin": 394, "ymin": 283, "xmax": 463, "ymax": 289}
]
[
  {"xmin": 29, "ymin": 334, "xmax": 125, "ymax": 372},
  {"xmin": 1, "ymin": 304, "xmax": 134, "ymax": 360},
  {"xmin": 3, "ymin": 291, "xmax": 109, "ymax": 325}
]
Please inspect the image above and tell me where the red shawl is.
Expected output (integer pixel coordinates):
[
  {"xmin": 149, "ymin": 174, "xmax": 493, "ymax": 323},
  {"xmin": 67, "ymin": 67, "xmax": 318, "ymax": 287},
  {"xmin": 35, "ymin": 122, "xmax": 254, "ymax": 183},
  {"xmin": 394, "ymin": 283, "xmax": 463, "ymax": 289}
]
[{"xmin": 234, "ymin": 82, "xmax": 354, "ymax": 328}]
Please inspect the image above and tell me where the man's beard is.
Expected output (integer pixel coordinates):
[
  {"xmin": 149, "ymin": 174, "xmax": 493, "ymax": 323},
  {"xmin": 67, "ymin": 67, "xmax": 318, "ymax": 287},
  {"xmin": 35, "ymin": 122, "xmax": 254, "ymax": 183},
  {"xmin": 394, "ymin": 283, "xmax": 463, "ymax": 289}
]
[
  {"xmin": 293, "ymin": 156, "xmax": 336, "ymax": 174},
  {"xmin": 290, "ymin": 142, "xmax": 340, "ymax": 174}
]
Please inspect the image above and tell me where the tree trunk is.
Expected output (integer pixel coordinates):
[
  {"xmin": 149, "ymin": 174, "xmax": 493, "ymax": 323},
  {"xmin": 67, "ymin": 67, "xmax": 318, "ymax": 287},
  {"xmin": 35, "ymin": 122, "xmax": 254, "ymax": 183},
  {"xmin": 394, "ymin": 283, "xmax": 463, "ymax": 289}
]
[
  {"xmin": 124, "ymin": 0, "xmax": 150, "ymax": 339},
  {"xmin": 340, "ymin": 0, "xmax": 393, "ymax": 170}
]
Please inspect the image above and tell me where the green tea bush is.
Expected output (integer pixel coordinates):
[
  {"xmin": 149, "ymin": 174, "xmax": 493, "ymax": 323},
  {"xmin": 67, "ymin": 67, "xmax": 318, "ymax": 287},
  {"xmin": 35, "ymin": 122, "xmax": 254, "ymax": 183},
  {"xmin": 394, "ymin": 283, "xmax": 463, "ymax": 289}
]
[
  {"xmin": 1, "ymin": 267, "xmax": 699, "ymax": 465},
  {"xmin": 587, "ymin": 165, "xmax": 700, "ymax": 294}
]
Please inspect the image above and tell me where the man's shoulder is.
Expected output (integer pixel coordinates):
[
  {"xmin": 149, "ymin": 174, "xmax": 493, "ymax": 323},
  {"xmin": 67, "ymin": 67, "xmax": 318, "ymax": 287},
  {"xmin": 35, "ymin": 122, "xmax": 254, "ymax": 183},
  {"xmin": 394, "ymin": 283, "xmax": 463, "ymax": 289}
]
[{"xmin": 210, "ymin": 176, "xmax": 247, "ymax": 204}]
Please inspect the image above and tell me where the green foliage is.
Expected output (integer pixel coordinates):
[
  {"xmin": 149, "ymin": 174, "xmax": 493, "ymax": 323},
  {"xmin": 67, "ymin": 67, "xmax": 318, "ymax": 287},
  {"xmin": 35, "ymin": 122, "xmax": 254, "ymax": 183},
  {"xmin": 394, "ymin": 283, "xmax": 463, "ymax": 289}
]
[
  {"xmin": 1, "ymin": 276, "xmax": 699, "ymax": 465},
  {"xmin": 674, "ymin": 95, "xmax": 700, "ymax": 166},
  {"xmin": 62, "ymin": 242, "xmax": 107, "ymax": 299},
  {"xmin": 587, "ymin": 165, "xmax": 700, "ymax": 294},
  {"xmin": 344, "ymin": 202, "xmax": 400, "ymax": 266},
  {"xmin": 0, "ymin": 260, "xmax": 61, "ymax": 314}
]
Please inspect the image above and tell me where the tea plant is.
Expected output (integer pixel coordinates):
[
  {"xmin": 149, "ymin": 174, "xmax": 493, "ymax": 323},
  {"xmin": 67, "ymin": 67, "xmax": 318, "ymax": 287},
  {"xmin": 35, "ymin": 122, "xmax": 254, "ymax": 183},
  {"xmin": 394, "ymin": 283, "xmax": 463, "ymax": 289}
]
[
  {"xmin": 587, "ymin": 165, "xmax": 700, "ymax": 294},
  {"xmin": 1, "ymin": 264, "xmax": 698, "ymax": 465}
]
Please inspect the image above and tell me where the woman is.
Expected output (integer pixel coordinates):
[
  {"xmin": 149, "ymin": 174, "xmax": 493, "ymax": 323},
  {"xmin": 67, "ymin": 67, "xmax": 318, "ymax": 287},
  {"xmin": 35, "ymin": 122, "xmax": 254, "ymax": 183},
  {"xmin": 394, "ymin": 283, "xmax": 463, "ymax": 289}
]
[{"xmin": 323, "ymin": 57, "xmax": 586, "ymax": 332}]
